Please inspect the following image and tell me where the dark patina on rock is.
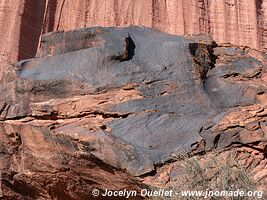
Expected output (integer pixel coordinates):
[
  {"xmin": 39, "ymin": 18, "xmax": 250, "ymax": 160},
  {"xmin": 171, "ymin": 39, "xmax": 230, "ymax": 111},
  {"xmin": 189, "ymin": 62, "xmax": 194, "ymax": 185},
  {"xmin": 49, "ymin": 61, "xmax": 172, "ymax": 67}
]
[{"xmin": 0, "ymin": 26, "xmax": 266, "ymax": 199}]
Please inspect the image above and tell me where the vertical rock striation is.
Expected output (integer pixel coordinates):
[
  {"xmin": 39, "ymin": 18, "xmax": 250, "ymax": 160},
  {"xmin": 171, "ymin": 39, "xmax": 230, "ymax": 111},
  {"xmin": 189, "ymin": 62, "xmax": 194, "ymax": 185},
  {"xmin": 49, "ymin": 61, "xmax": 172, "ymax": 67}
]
[{"xmin": 39, "ymin": 0, "xmax": 267, "ymax": 50}]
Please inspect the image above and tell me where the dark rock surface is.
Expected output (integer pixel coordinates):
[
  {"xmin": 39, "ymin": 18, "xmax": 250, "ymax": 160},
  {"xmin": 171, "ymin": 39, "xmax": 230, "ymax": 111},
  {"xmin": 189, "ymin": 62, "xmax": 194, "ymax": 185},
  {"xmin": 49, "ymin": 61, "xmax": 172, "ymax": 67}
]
[{"xmin": 0, "ymin": 26, "xmax": 266, "ymax": 199}]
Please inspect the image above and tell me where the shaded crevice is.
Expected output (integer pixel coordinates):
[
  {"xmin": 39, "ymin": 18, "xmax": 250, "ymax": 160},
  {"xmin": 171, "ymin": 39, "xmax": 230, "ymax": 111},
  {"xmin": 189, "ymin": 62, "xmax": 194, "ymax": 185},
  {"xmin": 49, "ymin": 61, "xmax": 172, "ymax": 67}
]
[
  {"xmin": 77, "ymin": 152, "xmax": 119, "ymax": 174},
  {"xmin": 42, "ymin": 0, "xmax": 58, "ymax": 33},
  {"xmin": 0, "ymin": 102, "xmax": 9, "ymax": 116},
  {"xmin": 114, "ymin": 35, "xmax": 136, "ymax": 62},
  {"xmin": 221, "ymin": 67, "xmax": 263, "ymax": 80},
  {"xmin": 2, "ymin": 175, "xmax": 39, "ymax": 199},
  {"xmin": 264, "ymin": 145, "xmax": 267, "ymax": 159},
  {"xmin": 144, "ymin": 79, "xmax": 163, "ymax": 85},
  {"xmin": 1, "ymin": 110, "xmax": 132, "ymax": 122},
  {"xmin": 213, "ymin": 133, "xmax": 221, "ymax": 149},
  {"xmin": 18, "ymin": 0, "xmax": 47, "ymax": 61},
  {"xmin": 226, "ymin": 141, "xmax": 266, "ymax": 152},
  {"xmin": 99, "ymin": 125, "xmax": 107, "ymax": 130},
  {"xmin": 221, "ymin": 73, "xmax": 240, "ymax": 79},
  {"xmin": 198, "ymin": 0, "xmax": 211, "ymax": 34},
  {"xmin": 256, "ymin": 0, "xmax": 264, "ymax": 48},
  {"xmin": 138, "ymin": 170, "xmax": 157, "ymax": 179},
  {"xmin": 91, "ymin": 111, "xmax": 131, "ymax": 119},
  {"xmin": 189, "ymin": 43, "xmax": 218, "ymax": 80}
]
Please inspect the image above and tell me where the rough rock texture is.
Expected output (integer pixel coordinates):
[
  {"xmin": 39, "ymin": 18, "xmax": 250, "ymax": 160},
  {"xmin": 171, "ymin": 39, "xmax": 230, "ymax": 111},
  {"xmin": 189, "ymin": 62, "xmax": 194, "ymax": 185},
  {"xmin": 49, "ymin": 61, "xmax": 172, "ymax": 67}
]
[
  {"xmin": 0, "ymin": 26, "xmax": 266, "ymax": 199},
  {"xmin": 1, "ymin": 0, "xmax": 267, "ymax": 83}
]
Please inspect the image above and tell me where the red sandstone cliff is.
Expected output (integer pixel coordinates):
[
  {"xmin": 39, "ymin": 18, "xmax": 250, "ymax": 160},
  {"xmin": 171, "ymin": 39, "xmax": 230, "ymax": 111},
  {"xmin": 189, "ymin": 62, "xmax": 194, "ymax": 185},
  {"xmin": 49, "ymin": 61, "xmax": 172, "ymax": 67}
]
[{"xmin": 0, "ymin": 0, "xmax": 267, "ymax": 67}]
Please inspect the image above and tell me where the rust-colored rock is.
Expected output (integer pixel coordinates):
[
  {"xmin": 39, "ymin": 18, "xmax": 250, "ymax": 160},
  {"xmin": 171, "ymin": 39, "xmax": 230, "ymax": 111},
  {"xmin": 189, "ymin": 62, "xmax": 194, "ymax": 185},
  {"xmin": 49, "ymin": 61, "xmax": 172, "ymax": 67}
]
[{"xmin": 0, "ymin": 26, "xmax": 266, "ymax": 199}]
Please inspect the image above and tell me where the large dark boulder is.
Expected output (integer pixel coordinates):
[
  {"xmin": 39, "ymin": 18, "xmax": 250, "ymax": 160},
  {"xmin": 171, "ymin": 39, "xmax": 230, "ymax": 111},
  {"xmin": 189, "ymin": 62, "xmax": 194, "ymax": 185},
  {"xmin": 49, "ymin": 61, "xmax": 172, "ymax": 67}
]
[{"xmin": 0, "ymin": 26, "xmax": 266, "ymax": 199}]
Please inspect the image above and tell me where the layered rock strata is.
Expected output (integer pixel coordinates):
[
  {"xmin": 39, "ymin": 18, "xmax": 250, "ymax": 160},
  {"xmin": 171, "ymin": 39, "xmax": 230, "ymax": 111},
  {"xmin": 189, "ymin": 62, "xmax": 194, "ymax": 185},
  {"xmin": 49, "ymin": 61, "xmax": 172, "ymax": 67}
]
[{"xmin": 0, "ymin": 26, "xmax": 266, "ymax": 199}]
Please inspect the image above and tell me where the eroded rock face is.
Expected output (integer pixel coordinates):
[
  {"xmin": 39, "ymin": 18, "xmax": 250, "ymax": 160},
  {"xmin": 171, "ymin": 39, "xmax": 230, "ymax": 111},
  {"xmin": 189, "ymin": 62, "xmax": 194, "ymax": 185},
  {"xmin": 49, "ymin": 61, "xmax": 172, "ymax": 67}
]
[
  {"xmin": 0, "ymin": 27, "xmax": 266, "ymax": 199},
  {"xmin": 1, "ymin": 0, "xmax": 267, "ymax": 83}
]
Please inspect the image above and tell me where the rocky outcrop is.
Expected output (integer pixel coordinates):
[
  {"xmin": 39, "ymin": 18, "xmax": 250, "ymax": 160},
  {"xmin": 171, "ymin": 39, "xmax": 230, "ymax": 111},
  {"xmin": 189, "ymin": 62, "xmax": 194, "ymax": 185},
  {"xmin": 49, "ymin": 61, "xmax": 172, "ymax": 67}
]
[
  {"xmin": 1, "ymin": 0, "xmax": 267, "ymax": 81},
  {"xmin": 0, "ymin": 26, "xmax": 266, "ymax": 199}
]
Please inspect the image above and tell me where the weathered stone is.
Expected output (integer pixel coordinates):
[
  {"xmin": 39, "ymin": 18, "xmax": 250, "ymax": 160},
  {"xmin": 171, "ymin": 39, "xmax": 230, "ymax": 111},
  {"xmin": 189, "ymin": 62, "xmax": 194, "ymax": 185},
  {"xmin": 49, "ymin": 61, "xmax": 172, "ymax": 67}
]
[
  {"xmin": 0, "ymin": 26, "xmax": 266, "ymax": 199},
  {"xmin": 1, "ymin": 0, "xmax": 267, "ymax": 84}
]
